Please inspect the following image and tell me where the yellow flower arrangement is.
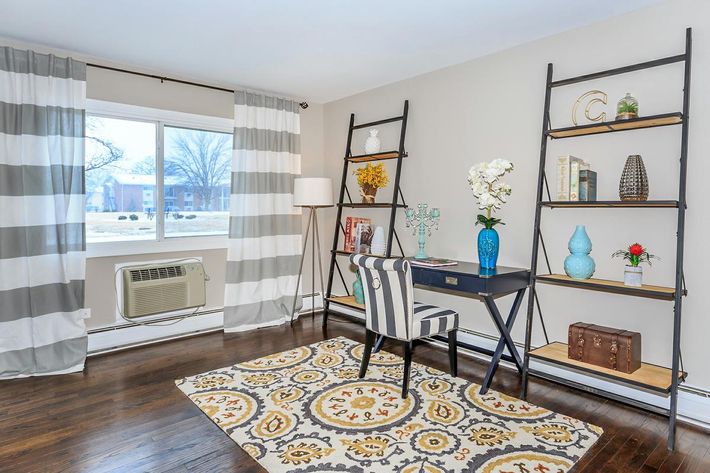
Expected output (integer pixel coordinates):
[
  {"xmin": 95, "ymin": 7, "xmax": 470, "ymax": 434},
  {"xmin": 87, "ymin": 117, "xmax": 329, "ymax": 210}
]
[
  {"xmin": 354, "ymin": 163, "xmax": 389, "ymax": 203},
  {"xmin": 354, "ymin": 163, "xmax": 389, "ymax": 189}
]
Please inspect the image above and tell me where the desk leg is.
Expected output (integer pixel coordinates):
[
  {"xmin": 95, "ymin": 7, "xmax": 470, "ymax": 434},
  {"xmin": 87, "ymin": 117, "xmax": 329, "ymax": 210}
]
[
  {"xmin": 479, "ymin": 289, "xmax": 526, "ymax": 394},
  {"xmin": 372, "ymin": 334, "xmax": 386, "ymax": 353}
]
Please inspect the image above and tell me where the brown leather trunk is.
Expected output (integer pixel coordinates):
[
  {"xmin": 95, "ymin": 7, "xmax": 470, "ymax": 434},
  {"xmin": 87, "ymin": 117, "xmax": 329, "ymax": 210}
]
[{"xmin": 568, "ymin": 322, "xmax": 642, "ymax": 374}]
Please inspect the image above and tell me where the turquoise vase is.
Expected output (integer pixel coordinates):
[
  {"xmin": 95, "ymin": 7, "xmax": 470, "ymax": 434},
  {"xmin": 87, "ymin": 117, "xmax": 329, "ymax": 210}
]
[
  {"xmin": 477, "ymin": 227, "xmax": 499, "ymax": 269},
  {"xmin": 353, "ymin": 273, "xmax": 365, "ymax": 305},
  {"xmin": 564, "ymin": 225, "xmax": 595, "ymax": 279}
]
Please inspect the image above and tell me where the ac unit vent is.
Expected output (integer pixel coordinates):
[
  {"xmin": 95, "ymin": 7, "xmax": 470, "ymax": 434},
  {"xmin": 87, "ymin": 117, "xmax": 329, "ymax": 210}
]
[
  {"xmin": 129, "ymin": 265, "xmax": 185, "ymax": 282},
  {"xmin": 122, "ymin": 262, "xmax": 205, "ymax": 318}
]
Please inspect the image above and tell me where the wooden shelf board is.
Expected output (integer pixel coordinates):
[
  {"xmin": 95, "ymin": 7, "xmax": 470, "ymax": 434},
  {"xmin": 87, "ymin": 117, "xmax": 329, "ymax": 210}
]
[
  {"xmin": 528, "ymin": 342, "xmax": 685, "ymax": 393},
  {"xmin": 337, "ymin": 202, "xmax": 406, "ymax": 208},
  {"xmin": 536, "ymin": 274, "xmax": 678, "ymax": 301},
  {"xmin": 548, "ymin": 113, "xmax": 682, "ymax": 139},
  {"xmin": 541, "ymin": 200, "xmax": 679, "ymax": 208},
  {"xmin": 326, "ymin": 295, "xmax": 365, "ymax": 311},
  {"xmin": 347, "ymin": 151, "xmax": 404, "ymax": 163}
]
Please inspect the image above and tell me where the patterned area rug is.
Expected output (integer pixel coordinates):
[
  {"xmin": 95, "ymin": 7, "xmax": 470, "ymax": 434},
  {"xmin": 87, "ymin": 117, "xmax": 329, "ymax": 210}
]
[{"xmin": 176, "ymin": 337, "xmax": 602, "ymax": 472}]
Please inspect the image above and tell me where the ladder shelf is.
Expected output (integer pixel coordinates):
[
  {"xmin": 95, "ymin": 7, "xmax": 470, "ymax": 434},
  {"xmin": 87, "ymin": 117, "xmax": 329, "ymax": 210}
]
[
  {"xmin": 522, "ymin": 28, "xmax": 691, "ymax": 451},
  {"xmin": 323, "ymin": 101, "xmax": 410, "ymax": 324}
]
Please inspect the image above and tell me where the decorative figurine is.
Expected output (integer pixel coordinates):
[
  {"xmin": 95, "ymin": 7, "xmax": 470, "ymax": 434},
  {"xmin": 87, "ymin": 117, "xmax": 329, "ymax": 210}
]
[
  {"xmin": 364, "ymin": 128, "xmax": 381, "ymax": 154},
  {"xmin": 572, "ymin": 90, "xmax": 608, "ymax": 126},
  {"xmin": 405, "ymin": 203, "xmax": 440, "ymax": 260}
]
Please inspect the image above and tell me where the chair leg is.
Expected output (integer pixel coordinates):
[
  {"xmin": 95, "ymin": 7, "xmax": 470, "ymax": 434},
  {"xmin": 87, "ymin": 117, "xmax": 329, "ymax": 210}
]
[
  {"xmin": 402, "ymin": 341, "xmax": 413, "ymax": 399},
  {"xmin": 359, "ymin": 329, "xmax": 376, "ymax": 378},
  {"xmin": 448, "ymin": 329, "xmax": 458, "ymax": 377}
]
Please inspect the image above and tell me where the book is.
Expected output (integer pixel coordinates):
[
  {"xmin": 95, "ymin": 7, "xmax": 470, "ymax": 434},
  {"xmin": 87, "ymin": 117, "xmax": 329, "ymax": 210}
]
[
  {"xmin": 409, "ymin": 258, "xmax": 458, "ymax": 268},
  {"xmin": 557, "ymin": 155, "xmax": 587, "ymax": 201},
  {"xmin": 344, "ymin": 217, "xmax": 371, "ymax": 252},
  {"xmin": 570, "ymin": 160, "xmax": 580, "ymax": 201},
  {"xmin": 354, "ymin": 222, "xmax": 374, "ymax": 254},
  {"xmin": 579, "ymin": 170, "xmax": 598, "ymax": 201}
]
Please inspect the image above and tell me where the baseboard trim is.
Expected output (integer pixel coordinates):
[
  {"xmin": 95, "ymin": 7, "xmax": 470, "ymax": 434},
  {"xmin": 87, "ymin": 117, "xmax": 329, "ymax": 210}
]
[
  {"xmin": 88, "ymin": 294, "xmax": 324, "ymax": 356},
  {"xmin": 328, "ymin": 304, "xmax": 710, "ymax": 430}
]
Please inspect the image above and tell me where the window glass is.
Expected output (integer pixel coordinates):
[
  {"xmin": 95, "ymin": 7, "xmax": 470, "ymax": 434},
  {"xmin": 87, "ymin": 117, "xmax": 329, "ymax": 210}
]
[
  {"xmin": 163, "ymin": 126, "xmax": 232, "ymax": 238},
  {"xmin": 85, "ymin": 116, "xmax": 157, "ymax": 242}
]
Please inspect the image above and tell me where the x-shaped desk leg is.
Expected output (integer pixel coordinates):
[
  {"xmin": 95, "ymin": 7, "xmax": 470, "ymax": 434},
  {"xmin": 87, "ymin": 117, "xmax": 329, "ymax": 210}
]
[{"xmin": 479, "ymin": 288, "xmax": 526, "ymax": 394}]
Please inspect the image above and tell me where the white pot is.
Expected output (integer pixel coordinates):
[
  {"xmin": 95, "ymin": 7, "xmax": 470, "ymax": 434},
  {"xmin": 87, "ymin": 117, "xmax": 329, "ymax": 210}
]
[
  {"xmin": 364, "ymin": 129, "xmax": 381, "ymax": 154},
  {"xmin": 370, "ymin": 226, "xmax": 386, "ymax": 255},
  {"xmin": 623, "ymin": 265, "xmax": 643, "ymax": 287}
]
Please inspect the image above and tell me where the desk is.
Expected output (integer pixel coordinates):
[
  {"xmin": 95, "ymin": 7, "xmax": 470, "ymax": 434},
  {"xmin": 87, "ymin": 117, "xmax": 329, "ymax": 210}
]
[{"xmin": 376, "ymin": 259, "xmax": 530, "ymax": 394}]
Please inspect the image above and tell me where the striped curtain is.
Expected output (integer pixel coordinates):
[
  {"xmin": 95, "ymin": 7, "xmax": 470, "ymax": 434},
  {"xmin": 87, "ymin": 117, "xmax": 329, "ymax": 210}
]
[
  {"xmin": 224, "ymin": 91, "xmax": 302, "ymax": 332},
  {"xmin": 0, "ymin": 48, "xmax": 87, "ymax": 378}
]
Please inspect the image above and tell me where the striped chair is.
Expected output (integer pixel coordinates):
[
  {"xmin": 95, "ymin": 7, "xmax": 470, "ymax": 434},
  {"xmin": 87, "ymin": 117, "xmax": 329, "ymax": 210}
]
[{"xmin": 350, "ymin": 254, "xmax": 459, "ymax": 398}]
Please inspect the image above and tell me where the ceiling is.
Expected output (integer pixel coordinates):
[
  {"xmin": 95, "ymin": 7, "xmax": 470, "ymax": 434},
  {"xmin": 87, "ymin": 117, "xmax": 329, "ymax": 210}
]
[{"xmin": 1, "ymin": 0, "xmax": 664, "ymax": 103}]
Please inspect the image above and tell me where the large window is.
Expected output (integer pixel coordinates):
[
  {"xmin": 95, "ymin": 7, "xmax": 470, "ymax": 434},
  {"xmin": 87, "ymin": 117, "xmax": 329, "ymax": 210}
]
[{"xmin": 85, "ymin": 102, "xmax": 233, "ymax": 247}]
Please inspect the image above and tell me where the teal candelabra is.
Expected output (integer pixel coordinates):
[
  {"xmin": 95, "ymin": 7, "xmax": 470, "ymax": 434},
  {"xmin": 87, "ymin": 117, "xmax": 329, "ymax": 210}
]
[{"xmin": 405, "ymin": 203, "xmax": 440, "ymax": 259}]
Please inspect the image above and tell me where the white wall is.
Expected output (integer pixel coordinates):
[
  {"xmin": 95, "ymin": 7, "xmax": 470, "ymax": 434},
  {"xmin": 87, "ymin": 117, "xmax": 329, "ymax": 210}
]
[
  {"xmin": 0, "ymin": 36, "xmax": 325, "ymax": 329},
  {"xmin": 322, "ymin": 0, "xmax": 709, "ymax": 390}
]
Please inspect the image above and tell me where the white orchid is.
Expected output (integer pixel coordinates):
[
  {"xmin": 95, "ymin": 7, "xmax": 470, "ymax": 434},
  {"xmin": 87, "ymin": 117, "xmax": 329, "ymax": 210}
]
[{"xmin": 467, "ymin": 159, "xmax": 514, "ymax": 228}]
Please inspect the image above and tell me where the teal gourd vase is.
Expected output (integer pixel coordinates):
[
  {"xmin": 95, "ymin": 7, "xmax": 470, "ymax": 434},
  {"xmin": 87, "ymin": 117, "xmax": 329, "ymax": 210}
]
[
  {"xmin": 563, "ymin": 225, "xmax": 595, "ymax": 279},
  {"xmin": 353, "ymin": 272, "xmax": 365, "ymax": 305}
]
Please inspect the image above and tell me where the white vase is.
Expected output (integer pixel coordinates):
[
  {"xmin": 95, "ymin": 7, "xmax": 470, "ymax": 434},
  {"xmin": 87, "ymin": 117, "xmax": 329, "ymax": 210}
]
[
  {"xmin": 623, "ymin": 265, "xmax": 643, "ymax": 287},
  {"xmin": 364, "ymin": 129, "xmax": 381, "ymax": 154},
  {"xmin": 370, "ymin": 226, "xmax": 386, "ymax": 255}
]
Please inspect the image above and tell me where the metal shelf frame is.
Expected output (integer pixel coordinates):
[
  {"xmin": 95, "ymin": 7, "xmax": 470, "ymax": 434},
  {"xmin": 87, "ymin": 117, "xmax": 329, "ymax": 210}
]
[
  {"xmin": 521, "ymin": 28, "xmax": 692, "ymax": 451},
  {"xmin": 323, "ymin": 101, "xmax": 410, "ymax": 325}
]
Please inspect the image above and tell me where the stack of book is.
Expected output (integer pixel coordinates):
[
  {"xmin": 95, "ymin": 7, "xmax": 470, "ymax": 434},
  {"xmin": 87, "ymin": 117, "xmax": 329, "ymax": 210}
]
[
  {"xmin": 344, "ymin": 217, "xmax": 373, "ymax": 254},
  {"xmin": 557, "ymin": 155, "xmax": 597, "ymax": 201}
]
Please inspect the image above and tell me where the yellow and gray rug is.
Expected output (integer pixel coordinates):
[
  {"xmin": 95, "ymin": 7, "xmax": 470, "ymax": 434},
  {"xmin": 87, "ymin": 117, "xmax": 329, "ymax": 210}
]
[{"xmin": 176, "ymin": 336, "xmax": 602, "ymax": 472}]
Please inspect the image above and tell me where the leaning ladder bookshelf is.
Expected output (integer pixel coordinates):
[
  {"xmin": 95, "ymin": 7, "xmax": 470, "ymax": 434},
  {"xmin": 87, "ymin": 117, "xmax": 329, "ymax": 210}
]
[
  {"xmin": 521, "ymin": 28, "xmax": 692, "ymax": 451},
  {"xmin": 323, "ymin": 100, "xmax": 409, "ymax": 324}
]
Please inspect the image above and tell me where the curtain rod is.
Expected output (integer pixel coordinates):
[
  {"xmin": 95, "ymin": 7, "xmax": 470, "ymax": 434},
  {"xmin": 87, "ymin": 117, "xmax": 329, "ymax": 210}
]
[{"xmin": 86, "ymin": 62, "xmax": 309, "ymax": 109}]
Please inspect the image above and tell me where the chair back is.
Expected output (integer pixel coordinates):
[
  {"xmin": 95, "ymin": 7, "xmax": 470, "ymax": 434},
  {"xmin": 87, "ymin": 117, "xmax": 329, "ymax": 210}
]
[{"xmin": 350, "ymin": 254, "xmax": 414, "ymax": 340}]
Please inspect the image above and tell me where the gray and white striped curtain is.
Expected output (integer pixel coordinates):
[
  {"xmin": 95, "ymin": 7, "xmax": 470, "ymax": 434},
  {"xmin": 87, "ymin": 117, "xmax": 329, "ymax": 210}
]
[
  {"xmin": 0, "ymin": 48, "xmax": 87, "ymax": 378},
  {"xmin": 224, "ymin": 91, "xmax": 302, "ymax": 332}
]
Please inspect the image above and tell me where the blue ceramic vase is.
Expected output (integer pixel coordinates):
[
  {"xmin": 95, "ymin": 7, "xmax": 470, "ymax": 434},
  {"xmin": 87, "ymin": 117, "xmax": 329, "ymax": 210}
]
[
  {"xmin": 477, "ymin": 227, "xmax": 499, "ymax": 269},
  {"xmin": 353, "ymin": 272, "xmax": 365, "ymax": 305},
  {"xmin": 564, "ymin": 225, "xmax": 595, "ymax": 279}
]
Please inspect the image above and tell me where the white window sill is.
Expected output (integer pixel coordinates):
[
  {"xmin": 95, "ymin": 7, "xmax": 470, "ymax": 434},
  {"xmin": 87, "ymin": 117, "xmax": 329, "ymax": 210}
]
[{"xmin": 87, "ymin": 235, "xmax": 229, "ymax": 258}]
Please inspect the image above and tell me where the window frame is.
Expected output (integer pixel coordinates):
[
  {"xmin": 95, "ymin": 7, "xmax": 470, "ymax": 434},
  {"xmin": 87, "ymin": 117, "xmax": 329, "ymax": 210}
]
[{"xmin": 85, "ymin": 99, "xmax": 234, "ymax": 258}]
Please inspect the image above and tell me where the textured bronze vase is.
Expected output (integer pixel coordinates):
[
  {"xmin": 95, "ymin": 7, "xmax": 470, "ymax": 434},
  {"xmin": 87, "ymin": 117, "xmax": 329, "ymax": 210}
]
[{"xmin": 619, "ymin": 155, "xmax": 649, "ymax": 201}]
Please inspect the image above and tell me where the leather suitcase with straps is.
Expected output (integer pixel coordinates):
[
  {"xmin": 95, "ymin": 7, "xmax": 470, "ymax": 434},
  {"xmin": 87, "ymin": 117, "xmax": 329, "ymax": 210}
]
[{"xmin": 568, "ymin": 322, "xmax": 642, "ymax": 374}]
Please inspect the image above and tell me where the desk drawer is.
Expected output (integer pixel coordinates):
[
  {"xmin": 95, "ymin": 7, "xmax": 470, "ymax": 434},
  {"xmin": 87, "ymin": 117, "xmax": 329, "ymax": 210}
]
[{"xmin": 412, "ymin": 268, "xmax": 481, "ymax": 293}]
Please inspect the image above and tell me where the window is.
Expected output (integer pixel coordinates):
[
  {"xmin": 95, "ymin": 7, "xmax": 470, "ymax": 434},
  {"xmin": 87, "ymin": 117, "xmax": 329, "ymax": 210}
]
[
  {"xmin": 85, "ymin": 116, "xmax": 157, "ymax": 242},
  {"xmin": 84, "ymin": 101, "xmax": 233, "ymax": 252},
  {"xmin": 164, "ymin": 126, "xmax": 232, "ymax": 238}
]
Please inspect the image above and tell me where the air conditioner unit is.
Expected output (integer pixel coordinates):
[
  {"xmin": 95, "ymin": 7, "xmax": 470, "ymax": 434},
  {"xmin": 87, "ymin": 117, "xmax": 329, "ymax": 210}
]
[{"xmin": 121, "ymin": 262, "xmax": 206, "ymax": 318}]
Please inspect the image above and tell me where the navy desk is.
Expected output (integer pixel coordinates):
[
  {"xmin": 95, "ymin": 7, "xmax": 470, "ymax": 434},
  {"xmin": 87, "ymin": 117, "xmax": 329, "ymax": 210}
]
[{"xmin": 374, "ymin": 259, "xmax": 530, "ymax": 394}]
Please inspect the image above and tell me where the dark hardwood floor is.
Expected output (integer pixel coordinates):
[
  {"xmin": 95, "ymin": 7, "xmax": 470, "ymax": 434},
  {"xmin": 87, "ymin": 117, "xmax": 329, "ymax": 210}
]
[{"xmin": 1, "ymin": 313, "xmax": 708, "ymax": 472}]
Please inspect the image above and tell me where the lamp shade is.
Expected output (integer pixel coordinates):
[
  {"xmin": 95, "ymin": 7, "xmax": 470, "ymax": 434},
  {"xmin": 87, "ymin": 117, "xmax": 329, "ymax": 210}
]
[{"xmin": 293, "ymin": 177, "xmax": 334, "ymax": 207}]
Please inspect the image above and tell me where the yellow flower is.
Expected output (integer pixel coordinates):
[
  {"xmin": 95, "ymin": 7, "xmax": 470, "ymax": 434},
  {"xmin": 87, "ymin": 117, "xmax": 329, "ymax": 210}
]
[{"xmin": 354, "ymin": 163, "xmax": 389, "ymax": 189}]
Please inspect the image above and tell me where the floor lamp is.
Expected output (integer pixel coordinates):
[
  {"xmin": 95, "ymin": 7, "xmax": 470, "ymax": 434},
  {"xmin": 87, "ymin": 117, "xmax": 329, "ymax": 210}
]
[{"xmin": 290, "ymin": 177, "xmax": 334, "ymax": 324}]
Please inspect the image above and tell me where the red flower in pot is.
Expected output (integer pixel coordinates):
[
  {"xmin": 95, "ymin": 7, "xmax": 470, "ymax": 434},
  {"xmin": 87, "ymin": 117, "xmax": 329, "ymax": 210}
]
[{"xmin": 612, "ymin": 243, "xmax": 659, "ymax": 287}]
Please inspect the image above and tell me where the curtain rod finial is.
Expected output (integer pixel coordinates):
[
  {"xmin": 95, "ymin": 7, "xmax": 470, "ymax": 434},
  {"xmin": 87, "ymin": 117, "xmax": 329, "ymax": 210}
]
[{"xmin": 299, "ymin": 102, "xmax": 308, "ymax": 110}]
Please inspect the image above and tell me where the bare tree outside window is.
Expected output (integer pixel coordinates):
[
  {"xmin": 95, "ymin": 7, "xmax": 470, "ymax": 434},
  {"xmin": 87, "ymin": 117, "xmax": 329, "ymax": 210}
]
[{"xmin": 166, "ymin": 128, "xmax": 231, "ymax": 211}]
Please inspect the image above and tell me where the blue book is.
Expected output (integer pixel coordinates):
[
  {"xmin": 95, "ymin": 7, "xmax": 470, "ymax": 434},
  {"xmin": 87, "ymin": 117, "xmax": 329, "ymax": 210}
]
[{"xmin": 579, "ymin": 170, "xmax": 597, "ymax": 201}]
